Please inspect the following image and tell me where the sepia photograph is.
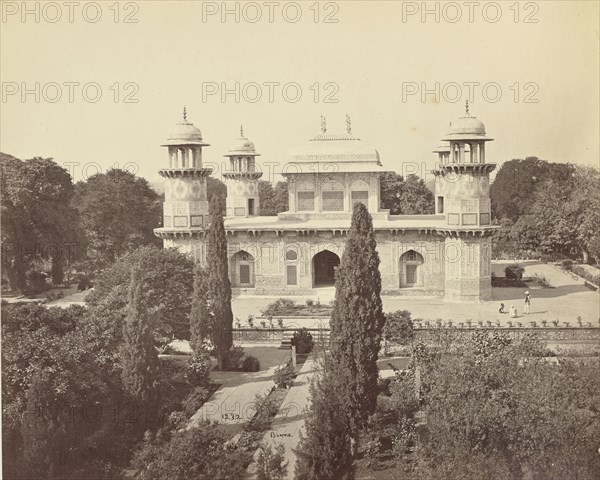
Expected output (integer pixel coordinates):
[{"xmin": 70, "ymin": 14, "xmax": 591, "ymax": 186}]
[{"xmin": 1, "ymin": 1, "xmax": 599, "ymax": 479}]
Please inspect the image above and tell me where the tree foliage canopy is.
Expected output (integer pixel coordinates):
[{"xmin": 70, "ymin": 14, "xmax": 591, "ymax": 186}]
[
  {"xmin": 380, "ymin": 172, "xmax": 434, "ymax": 215},
  {"xmin": 87, "ymin": 245, "xmax": 195, "ymax": 345},
  {"xmin": 73, "ymin": 168, "xmax": 162, "ymax": 271}
]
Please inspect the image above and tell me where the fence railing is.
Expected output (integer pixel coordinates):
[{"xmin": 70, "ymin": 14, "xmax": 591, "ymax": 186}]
[{"xmin": 231, "ymin": 328, "xmax": 330, "ymax": 344}]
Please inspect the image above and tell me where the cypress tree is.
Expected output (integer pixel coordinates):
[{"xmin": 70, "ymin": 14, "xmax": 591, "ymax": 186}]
[
  {"xmin": 328, "ymin": 202, "xmax": 386, "ymax": 435},
  {"xmin": 206, "ymin": 195, "xmax": 233, "ymax": 369},
  {"xmin": 121, "ymin": 265, "xmax": 159, "ymax": 406},
  {"xmin": 294, "ymin": 359, "xmax": 355, "ymax": 480},
  {"xmin": 190, "ymin": 263, "xmax": 211, "ymax": 354}
]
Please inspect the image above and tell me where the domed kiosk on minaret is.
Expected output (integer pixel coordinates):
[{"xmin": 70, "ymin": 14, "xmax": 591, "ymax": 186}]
[
  {"xmin": 157, "ymin": 108, "xmax": 213, "ymax": 240},
  {"xmin": 223, "ymin": 126, "xmax": 263, "ymax": 217}
]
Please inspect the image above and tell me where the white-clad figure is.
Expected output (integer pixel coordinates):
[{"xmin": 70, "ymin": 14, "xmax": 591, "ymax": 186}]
[
  {"xmin": 524, "ymin": 291, "xmax": 531, "ymax": 314},
  {"xmin": 509, "ymin": 305, "xmax": 518, "ymax": 318}
]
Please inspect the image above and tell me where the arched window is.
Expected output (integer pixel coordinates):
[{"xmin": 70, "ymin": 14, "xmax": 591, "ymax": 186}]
[
  {"xmin": 399, "ymin": 250, "xmax": 424, "ymax": 288},
  {"xmin": 230, "ymin": 250, "xmax": 255, "ymax": 288}
]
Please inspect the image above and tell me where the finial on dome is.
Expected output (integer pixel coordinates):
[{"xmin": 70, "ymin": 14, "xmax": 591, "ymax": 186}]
[
  {"xmin": 346, "ymin": 114, "xmax": 352, "ymax": 134},
  {"xmin": 320, "ymin": 115, "xmax": 327, "ymax": 133},
  {"xmin": 465, "ymin": 100, "xmax": 470, "ymax": 115},
  {"xmin": 240, "ymin": 125, "xmax": 244, "ymax": 137},
  {"xmin": 183, "ymin": 106, "xmax": 187, "ymax": 121}
]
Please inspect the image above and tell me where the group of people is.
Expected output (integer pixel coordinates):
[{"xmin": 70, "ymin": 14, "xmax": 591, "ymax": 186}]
[{"xmin": 499, "ymin": 291, "xmax": 532, "ymax": 318}]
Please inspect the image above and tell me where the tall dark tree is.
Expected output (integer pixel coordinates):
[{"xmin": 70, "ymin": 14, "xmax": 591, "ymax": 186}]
[
  {"xmin": 329, "ymin": 202, "xmax": 386, "ymax": 436},
  {"xmin": 73, "ymin": 168, "xmax": 162, "ymax": 272},
  {"xmin": 121, "ymin": 266, "xmax": 159, "ymax": 407},
  {"xmin": 206, "ymin": 195, "xmax": 233, "ymax": 369},
  {"xmin": 380, "ymin": 172, "xmax": 434, "ymax": 215},
  {"xmin": 294, "ymin": 362, "xmax": 355, "ymax": 480},
  {"xmin": 189, "ymin": 263, "xmax": 211, "ymax": 354}
]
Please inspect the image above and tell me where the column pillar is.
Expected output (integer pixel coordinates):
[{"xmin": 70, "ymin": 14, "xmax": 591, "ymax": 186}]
[
  {"xmin": 480, "ymin": 143, "xmax": 486, "ymax": 163},
  {"xmin": 459, "ymin": 143, "xmax": 465, "ymax": 163}
]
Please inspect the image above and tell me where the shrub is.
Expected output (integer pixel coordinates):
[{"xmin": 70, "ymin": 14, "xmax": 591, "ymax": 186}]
[
  {"xmin": 256, "ymin": 443, "xmax": 288, "ymax": 480},
  {"xmin": 227, "ymin": 344, "xmax": 245, "ymax": 370},
  {"xmin": 241, "ymin": 356, "xmax": 261, "ymax": 372},
  {"xmin": 182, "ymin": 387, "xmax": 211, "ymax": 418},
  {"xmin": 246, "ymin": 393, "xmax": 278, "ymax": 432},
  {"xmin": 25, "ymin": 271, "xmax": 50, "ymax": 295},
  {"xmin": 305, "ymin": 299, "xmax": 315, "ymax": 307},
  {"xmin": 531, "ymin": 273, "xmax": 551, "ymax": 287},
  {"xmin": 186, "ymin": 350, "xmax": 212, "ymax": 387},
  {"xmin": 262, "ymin": 298, "xmax": 296, "ymax": 317},
  {"xmin": 77, "ymin": 275, "xmax": 93, "ymax": 291},
  {"xmin": 561, "ymin": 259, "xmax": 574, "ymax": 270},
  {"xmin": 273, "ymin": 363, "xmax": 296, "ymax": 389},
  {"xmin": 290, "ymin": 328, "xmax": 314, "ymax": 354},
  {"xmin": 384, "ymin": 310, "xmax": 414, "ymax": 345},
  {"xmin": 572, "ymin": 265, "xmax": 600, "ymax": 286},
  {"xmin": 505, "ymin": 264, "xmax": 525, "ymax": 280}
]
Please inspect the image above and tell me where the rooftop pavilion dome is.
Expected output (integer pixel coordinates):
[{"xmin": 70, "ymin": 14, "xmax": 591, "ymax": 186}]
[
  {"xmin": 288, "ymin": 115, "xmax": 385, "ymax": 172},
  {"xmin": 442, "ymin": 101, "xmax": 493, "ymax": 142},
  {"xmin": 162, "ymin": 107, "xmax": 209, "ymax": 146},
  {"xmin": 224, "ymin": 126, "xmax": 261, "ymax": 157}
]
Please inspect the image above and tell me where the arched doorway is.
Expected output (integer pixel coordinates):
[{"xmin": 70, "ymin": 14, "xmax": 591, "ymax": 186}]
[
  {"xmin": 231, "ymin": 250, "xmax": 255, "ymax": 288},
  {"xmin": 399, "ymin": 250, "xmax": 424, "ymax": 288},
  {"xmin": 312, "ymin": 250, "xmax": 340, "ymax": 287}
]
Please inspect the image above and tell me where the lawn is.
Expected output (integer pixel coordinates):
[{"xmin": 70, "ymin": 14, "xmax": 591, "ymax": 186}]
[{"xmin": 243, "ymin": 346, "xmax": 294, "ymax": 370}]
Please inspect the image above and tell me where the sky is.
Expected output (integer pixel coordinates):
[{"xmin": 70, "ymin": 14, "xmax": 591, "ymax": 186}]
[{"xmin": 1, "ymin": 0, "xmax": 599, "ymax": 188}]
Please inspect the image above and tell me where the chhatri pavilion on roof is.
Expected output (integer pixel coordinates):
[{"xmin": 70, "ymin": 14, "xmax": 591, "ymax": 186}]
[{"xmin": 154, "ymin": 104, "xmax": 498, "ymax": 302}]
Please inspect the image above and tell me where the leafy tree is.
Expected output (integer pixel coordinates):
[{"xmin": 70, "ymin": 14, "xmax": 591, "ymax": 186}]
[
  {"xmin": 2, "ymin": 303, "xmax": 111, "ymax": 479},
  {"xmin": 130, "ymin": 423, "xmax": 251, "ymax": 480},
  {"xmin": 206, "ymin": 196, "xmax": 233, "ymax": 369},
  {"xmin": 87, "ymin": 245, "xmax": 194, "ymax": 346},
  {"xmin": 490, "ymin": 157, "xmax": 575, "ymax": 222},
  {"xmin": 1, "ymin": 154, "xmax": 82, "ymax": 291},
  {"xmin": 328, "ymin": 202, "xmax": 386, "ymax": 436},
  {"xmin": 259, "ymin": 180, "xmax": 289, "ymax": 215},
  {"xmin": 380, "ymin": 172, "xmax": 434, "ymax": 215},
  {"xmin": 73, "ymin": 168, "xmax": 161, "ymax": 272},
  {"xmin": 120, "ymin": 266, "xmax": 159, "ymax": 409},
  {"xmin": 413, "ymin": 332, "xmax": 600, "ymax": 480}
]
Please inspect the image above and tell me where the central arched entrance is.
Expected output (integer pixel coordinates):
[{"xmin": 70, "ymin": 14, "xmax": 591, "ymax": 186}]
[{"xmin": 312, "ymin": 250, "xmax": 340, "ymax": 287}]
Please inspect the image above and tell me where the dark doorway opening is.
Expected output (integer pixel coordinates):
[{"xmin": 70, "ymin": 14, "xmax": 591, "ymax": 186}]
[
  {"xmin": 313, "ymin": 250, "xmax": 340, "ymax": 287},
  {"xmin": 248, "ymin": 198, "xmax": 255, "ymax": 216}
]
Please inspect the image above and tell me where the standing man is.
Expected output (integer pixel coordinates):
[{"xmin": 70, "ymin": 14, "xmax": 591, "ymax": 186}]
[{"xmin": 524, "ymin": 291, "xmax": 531, "ymax": 314}]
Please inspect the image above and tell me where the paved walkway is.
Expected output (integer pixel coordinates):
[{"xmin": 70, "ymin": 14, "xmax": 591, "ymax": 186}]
[
  {"xmin": 233, "ymin": 261, "xmax": 600, "ymax": 328},
  {"xmin": 187, "ymin": 365, "xmax": 278, "ymax": 435},
  {"xmin": 245, "ymin": 355, "xmax": 317, "ymax": 479}
]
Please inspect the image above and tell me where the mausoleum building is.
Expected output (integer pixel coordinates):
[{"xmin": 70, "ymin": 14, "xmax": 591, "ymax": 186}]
[{"xmin": 155, "ymin": 105, "xmax": 498, "ymax": 302}]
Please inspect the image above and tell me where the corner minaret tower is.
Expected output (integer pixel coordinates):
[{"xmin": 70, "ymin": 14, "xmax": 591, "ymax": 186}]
[
  {"xmin": 433, "ymin": 102, "xmax": 498, "ymax": 301},
  {"xmin": 223, "ymin": 126, "xmax": 262, "ymax": 217},
  {"xmin": 156, "ymin": 108, "xmax": 213, "ymax": 244}
]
